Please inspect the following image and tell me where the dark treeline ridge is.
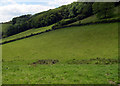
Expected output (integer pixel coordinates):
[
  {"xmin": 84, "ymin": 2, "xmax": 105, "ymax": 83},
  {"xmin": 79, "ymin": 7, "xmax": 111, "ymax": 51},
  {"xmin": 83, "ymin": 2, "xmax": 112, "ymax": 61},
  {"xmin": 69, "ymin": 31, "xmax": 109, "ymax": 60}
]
[{"xmin": 2, "ymin": 2, "xmax": 120, "ymax": 38}]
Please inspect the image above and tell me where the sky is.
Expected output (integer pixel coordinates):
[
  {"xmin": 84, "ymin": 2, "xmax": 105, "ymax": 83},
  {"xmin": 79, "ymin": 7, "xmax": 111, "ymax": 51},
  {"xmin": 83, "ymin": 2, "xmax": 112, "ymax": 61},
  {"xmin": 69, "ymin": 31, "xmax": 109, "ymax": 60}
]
[{"xmin": 0, "ymin": 0, "xmax": 77, "ymax": 23}]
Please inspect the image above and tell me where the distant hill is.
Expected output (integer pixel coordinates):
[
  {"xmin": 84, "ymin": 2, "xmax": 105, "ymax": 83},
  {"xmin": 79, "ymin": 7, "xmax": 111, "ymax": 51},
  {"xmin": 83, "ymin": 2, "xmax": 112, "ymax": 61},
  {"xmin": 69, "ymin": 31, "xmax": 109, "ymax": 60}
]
[{"xmin": 2, "ymin": 2, "xmax": 120, "ymax": 38}]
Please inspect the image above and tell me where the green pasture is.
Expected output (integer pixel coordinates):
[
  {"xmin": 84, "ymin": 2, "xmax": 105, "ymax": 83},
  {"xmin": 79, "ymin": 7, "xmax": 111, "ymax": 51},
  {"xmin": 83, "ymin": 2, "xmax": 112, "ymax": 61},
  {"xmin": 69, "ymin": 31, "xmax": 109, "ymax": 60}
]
[
  {"xmin": 2, "ymin": 23, "xmax": 118, "ymax": 84},
  {"xmin": 2, "ymin": 25, "xmax": 53, "ymax": 43}
]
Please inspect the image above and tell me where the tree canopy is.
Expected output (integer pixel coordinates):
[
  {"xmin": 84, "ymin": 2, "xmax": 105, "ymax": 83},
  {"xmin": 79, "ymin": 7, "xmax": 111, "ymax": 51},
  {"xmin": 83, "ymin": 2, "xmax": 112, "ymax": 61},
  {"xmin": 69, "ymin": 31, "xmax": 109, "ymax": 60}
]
[
  {"xmin": 2, "ymin": 2, "xmax": 118, "ymax": 38},
  {"xmin": 92, "ymin": 2, "xmax": 115, "ymax": 19}
]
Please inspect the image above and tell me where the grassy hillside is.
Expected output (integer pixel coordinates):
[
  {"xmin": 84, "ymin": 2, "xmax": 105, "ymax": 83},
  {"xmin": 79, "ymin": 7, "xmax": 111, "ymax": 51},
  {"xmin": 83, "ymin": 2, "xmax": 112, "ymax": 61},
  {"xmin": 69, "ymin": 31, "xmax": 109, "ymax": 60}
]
[
  {"xmin": 2, "ymin": 25, "xmax": 53, "ymax": 43},
  {"xmin": 2, "ymin": 2, "xmax": 119, "ymax": 84},
  {"xmin": 2, "ymin": 23, "xmax": 118, "ymax": 84},
  {"xmin": 68, "ymin": 15, "xmax": 97, "ymax": 26},
  {"xmin": 3, "ymin": 23, "xmax": 118, "ymax": 62}
]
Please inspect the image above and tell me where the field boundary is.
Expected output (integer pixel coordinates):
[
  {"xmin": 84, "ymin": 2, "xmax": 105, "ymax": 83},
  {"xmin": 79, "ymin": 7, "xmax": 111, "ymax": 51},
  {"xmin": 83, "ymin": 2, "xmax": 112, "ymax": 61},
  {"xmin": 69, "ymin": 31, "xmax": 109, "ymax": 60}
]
[
  {"xmin": 1, "ymin": 21, "xmax": 119, "ymax": 45},
  {"xmin": 52, "ymin": 17, "xmax": 120, "ymax": 29}
]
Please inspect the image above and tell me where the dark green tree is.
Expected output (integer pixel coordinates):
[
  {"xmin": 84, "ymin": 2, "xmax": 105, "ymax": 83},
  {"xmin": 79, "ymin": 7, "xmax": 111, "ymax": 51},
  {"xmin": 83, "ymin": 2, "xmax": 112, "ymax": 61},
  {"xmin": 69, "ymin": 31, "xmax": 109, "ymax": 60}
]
[{"xmin": 92, "ymin": 2, "xmax": 115, "ymax": 19}]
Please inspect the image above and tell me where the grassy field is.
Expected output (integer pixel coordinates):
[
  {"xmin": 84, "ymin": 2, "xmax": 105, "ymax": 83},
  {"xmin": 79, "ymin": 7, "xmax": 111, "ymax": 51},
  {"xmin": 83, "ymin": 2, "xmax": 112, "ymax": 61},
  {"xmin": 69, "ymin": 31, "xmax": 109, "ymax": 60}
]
[
  {"xmin": 69, "ymin": 15, "xmax": 97, "ymax": 26},
  {"xmin": 3, "ymin": 64, "xmax": 118, "ymax": 84},
  {"xmin": 2, "ymin": 24, "xmax": 53, "ymax": 43},
  {"xmin": 2, "ymin": 23, "xmax": 118, "ymax": 84}
]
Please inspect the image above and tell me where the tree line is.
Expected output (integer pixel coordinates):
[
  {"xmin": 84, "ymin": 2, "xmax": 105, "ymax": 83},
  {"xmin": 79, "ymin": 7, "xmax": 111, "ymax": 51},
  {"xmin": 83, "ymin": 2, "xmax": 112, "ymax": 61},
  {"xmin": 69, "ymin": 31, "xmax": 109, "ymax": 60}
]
[{"xmin": 2, "ymin": 2, "xmax": 119, "ymax": 38}]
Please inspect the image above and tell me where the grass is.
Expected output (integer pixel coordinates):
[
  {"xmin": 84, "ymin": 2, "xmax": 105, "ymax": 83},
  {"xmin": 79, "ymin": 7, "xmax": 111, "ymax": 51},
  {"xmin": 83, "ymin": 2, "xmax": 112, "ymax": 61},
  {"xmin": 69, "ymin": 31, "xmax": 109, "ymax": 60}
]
[
  {"xmin": 2, "ymin": 18, "xmax": 72, "ymax": 43},
  {"xmin": 3, "ymin": 23, "xmax": 118, "ymax": 62},
  {"xmin": 2, "ymin": 24, "xmax": 53, "ymax": 43},
  {"xmin": 67, "ymin": 15, "xmax": 98, "ymax": 26},
  {"xmin": 81, "ymin": 15, "xmax": 98, "ymax": 23},
  {"xmin": 3, "ymin": 63, "xmax": 118, "ymax": 84},
  {"xmin": 2, "ymin": 23, "xmax": 118, "ymax": 84}
]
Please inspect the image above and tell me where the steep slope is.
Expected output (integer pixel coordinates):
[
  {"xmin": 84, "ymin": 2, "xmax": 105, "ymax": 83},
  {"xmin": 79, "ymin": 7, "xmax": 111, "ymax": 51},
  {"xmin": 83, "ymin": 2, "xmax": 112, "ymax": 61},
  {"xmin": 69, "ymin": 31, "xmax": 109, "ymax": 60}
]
[
  {"xmin": 2, "ymin": 25, "xmax": 53, "ymax": 43},
  {"xmin": 3, "ymin": 23, "xmax": 118, "ymax": 62},
  {"xmin": 2, "ymin": 23, "xmax": 118, "ymax": 84}
]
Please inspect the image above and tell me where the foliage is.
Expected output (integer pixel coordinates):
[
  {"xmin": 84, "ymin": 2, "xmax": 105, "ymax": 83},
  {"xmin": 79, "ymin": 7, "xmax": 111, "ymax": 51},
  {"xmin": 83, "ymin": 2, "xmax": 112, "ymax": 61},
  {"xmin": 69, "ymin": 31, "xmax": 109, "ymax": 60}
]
[
  {"xmin": 2, "ymin": 2, "xmax": 118, "ymax": 38},
  {"xmin": 12, "ymin": 14, "xmax": 31, "ymax": 25},
  {"xmin": 3, "ymin": 2, "xmax": 95, "ymax": 38},
  {"xmin": 92, "ymin": 2, "xmax": 115, "ymax": 19},
  {"xmin": 52, "ymin": 14, "xmax": 90, "ymax": 29},
  {"xmin": 2, "ymin": 23, "xmax": 12, "ymax": 38}
]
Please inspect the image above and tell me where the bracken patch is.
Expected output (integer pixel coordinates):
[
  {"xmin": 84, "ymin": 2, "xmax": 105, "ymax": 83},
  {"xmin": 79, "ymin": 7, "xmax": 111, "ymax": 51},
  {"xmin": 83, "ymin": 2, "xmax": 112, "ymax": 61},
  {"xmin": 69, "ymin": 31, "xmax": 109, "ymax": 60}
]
[{"xmin": 31, "ymin": 59, "xmax": 59, "ymax": 65}]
